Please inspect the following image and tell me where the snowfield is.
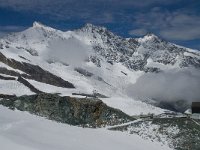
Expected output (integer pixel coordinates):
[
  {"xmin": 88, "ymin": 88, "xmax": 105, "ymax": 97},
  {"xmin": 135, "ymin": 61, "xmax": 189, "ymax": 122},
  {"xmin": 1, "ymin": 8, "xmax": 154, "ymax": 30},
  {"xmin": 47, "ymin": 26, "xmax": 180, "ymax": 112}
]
[
  {"xmin": 0, "ymin": 106, "xmax": 172, "ymax": 150},
  {"xmin": 0, "ymin": 80, "xmax": 34, "ymax": 96},
  {"xmin": 100, "ymin": 96, "xmax": 167, "ymax": 116}
]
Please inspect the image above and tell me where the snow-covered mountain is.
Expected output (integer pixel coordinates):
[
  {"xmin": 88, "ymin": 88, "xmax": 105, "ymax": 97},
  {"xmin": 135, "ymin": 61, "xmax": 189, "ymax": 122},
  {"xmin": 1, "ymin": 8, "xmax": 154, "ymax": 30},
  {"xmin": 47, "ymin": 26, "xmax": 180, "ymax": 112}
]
[
  {"xmin": 1, "ymin": 22, "xmax": 200, "ymax": 150},
  {"xmin": 0, "ymin": 22, "xmax": 200, "ymax": 115}
]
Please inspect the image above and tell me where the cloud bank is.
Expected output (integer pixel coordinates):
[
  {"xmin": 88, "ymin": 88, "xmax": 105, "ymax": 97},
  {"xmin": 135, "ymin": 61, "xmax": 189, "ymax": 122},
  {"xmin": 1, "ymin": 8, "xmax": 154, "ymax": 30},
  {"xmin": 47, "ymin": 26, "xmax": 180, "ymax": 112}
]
[
  {"xmin": 127, "ymin": 68, "xmax": 200, "ymax": 111},
  {"xmin": 129, "ymin": 28, "xmax": 147, "ymax": 36},
  {"xmin": 43, "ymin": 37, "xmax": 91, "ymax": 67},
  {"xmin": 133, "ymin": 7, "xmax": 200, "ymax": 41},
  {"xmin": 0, "ymin": 25, "xmax": 26, "ymax": 38}
]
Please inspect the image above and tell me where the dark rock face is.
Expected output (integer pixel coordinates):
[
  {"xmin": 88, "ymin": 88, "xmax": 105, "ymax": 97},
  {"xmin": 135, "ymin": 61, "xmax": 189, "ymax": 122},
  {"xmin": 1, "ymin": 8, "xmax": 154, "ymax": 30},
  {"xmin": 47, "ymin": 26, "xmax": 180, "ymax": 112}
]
[
  {"xmin": 74, "ymin": 67, "xmax": 93, "ymax": 77},
  {"xmin": 17, "ymin": 76, "xmax": 42, "ymax": 94},
  {"xmin": 78, "ymin": 24, "xmax": 200, "ymax": 71},
  {"xmin": 0, "ymin": 67, "xmax": 22, "ymax": 77},
  {"xmin": 0, "ymin": 74, "xmax": 15, "ymax": 80},
  {"xmin": 180, "ymin": 56, "xmax": 200, "ymax": 68},
  {"xmin": 0, "ymin": 52, "xmax": 75, "ymax": 88},
  {"xmin": 0, "ymin": 93, "xmax": 134, "ymax": 127},
  {"xmin": 143, "ymin": 67, "xmax": 161, "ymax": 73},
  {"xmin": 0, "ymin": 94, "xmax": 17, "ymax": 99}
]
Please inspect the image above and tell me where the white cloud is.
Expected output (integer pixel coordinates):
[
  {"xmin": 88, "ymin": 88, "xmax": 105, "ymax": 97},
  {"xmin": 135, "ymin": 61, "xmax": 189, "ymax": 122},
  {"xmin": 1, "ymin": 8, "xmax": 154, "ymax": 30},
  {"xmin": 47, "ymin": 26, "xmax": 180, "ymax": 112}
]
[
  {"xmin": 0, "ymin": 25, "xmax": 27, "ymax": 38},
  {"xmin": 0, "ymin": 25, "xmax": 26, "ymax": 31},
  {"xmin": 160, "ymin": 26, "xmax": 200, "ymax": 40},
  {"xmin": 129, "ymin": 28, "xmax": 147, "ymax": 36},
  {"xmin": 160, "ymin": 14, "xmax": 200, "ymax": 40},
  {"xmin": 126, "ymin": 67, "xmax": 200, "ymax": 111},
  {"xmin": 0, "ymin": 0, "xmax": 181, "ymax": 22},
  {"xmin": 42, "ymin": 37, "xmax": 91, "ymax": 67},
  {"xmin": 133, "ymin": 8, "xmax": 200, "ymax": 40}
]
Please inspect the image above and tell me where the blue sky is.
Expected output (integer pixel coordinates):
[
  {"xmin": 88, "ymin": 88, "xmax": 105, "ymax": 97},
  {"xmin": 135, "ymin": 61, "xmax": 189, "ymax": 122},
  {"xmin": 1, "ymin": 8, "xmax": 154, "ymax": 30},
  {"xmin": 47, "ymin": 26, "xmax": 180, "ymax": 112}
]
[{"xmin": 0, "ymin": 0, "xmax": 200, "ymax": 50}]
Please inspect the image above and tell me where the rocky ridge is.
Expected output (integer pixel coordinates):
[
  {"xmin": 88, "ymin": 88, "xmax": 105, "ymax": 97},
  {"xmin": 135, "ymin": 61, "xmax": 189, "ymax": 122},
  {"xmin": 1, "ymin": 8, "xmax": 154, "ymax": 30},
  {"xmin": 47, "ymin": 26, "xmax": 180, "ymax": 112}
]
[{"xmin": 0, "ymin": 93, "xmax": 134, "ymax": 128}]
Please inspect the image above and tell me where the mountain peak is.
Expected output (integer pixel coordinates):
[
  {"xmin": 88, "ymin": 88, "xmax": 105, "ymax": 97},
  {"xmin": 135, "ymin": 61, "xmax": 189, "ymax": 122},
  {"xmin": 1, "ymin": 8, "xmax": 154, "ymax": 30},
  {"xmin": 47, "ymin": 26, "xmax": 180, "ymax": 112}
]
[
  {"xmin": 77, "ymin": 23, "xmax": 119, "ymax": 40},
  {"xmin": 32, "ymin": 21, "xmax": 57, "ymax": 32},
  {"xmin": 143, "ymin": 33, "xmax": 158, "ymax": 39},
  {"xmin": 136, "ymin": 33, "xmax": 160, "ymax": 43},
  {"xmin": 33, "ymin": 21, "xmax": 46, "ymax": 28},
  {"xmin": 32, "ymin": 21, "xmax": 56, "ymax": 32}
]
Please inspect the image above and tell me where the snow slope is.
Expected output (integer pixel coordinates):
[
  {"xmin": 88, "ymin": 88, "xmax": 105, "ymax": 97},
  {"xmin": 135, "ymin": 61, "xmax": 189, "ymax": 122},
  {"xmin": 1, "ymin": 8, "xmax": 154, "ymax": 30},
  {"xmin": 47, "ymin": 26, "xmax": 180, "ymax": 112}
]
[
  {"xmin": 0, "ymin": 106, "xmax": 171, "ymax": 150},
  {"xmin": 0, "ymin": 80, "xmax": 34, "ymax": 96}
]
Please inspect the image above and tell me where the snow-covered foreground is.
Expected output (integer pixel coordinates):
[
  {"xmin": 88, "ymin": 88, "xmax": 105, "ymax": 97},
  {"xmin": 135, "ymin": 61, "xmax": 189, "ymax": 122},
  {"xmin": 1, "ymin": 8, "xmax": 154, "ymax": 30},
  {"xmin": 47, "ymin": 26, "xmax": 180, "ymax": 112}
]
[{"xmin": 0, "ymin": 106, "xmax": 171, "ymax": 150}]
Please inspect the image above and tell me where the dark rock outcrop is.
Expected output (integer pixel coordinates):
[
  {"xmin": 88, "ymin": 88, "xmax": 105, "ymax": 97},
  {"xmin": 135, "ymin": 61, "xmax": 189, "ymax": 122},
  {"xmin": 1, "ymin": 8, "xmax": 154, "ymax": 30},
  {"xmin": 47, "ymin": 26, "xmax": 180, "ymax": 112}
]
[
  {"xmin": 0, "ymin": 67, "xmax": 22, "ymax": 77},
  {"xmin": 0, "ymin": 52, "xmax": 75, "ymax": 88},
  {"xmin": 0, "ymin": 74, "xmax": 16, "ymax": 80},
  {"xmin": 0, "ymin": 94, "xmax": 17, "ymax": 99},
  {"xmin": 0, "ymin": 93, "xmax": 134, "ymax": 127},
  {"xmin": 75, "ymin": 67, "xmax": 93, "ymax": 77},
  {"xmin": 17, "ymin": 76, "xmax": 42, "ymax": 94}
]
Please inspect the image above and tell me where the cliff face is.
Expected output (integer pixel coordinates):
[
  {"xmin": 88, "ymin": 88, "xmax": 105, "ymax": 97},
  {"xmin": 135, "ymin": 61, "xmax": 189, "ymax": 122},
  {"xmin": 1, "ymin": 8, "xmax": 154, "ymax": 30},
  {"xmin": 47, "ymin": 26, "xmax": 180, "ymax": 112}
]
[{"xmin": 0, "ymin": 93, "xmax": 134, "ymax": 127}]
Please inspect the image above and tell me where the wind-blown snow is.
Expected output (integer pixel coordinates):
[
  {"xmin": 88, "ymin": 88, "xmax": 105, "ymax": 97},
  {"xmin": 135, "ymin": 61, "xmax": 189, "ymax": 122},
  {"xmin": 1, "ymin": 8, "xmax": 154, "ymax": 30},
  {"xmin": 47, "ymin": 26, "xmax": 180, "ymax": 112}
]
[{"xmin": 0, "ymin": 106, "xmax": 171, "ymax": 150}]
